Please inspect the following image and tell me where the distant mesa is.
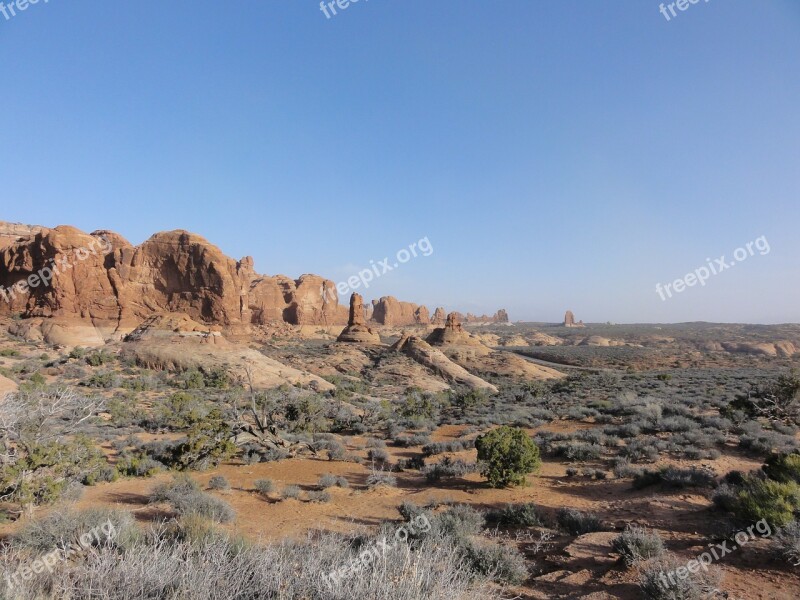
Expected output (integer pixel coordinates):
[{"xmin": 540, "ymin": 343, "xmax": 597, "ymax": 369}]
[
  {"xmin": 563, "ymin": 310, "xmax": 585, "ymax": 328},
  {"xmin": 337, "ymin": 293, "xmax": 381, "ymax": 344}
]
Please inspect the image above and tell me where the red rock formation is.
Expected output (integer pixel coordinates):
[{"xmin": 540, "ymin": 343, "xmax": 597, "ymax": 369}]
[
  {"xmin": 337, "ymin": 293, "xmax": 381, "ymax": 343},
  {"xmin": 563, "ymin": 310, "xmax": 585, "ymax": 328},
  {"xmin": 462, "ymin": 310, "xmax": 510, "ymax": 324},
  {"xmin": 427, "ymin": 312, "xmax": 483, "ymax": 346},
  {"xmin": 0, "ymin": 224, "xmax": 349, "ymax": 332},
  {"xmin": 371, "ymin": 296, "xmax": 429, "ymax": 327},
  {"xmin": 431, "ymin": 307, "xmax": 446, "ymax": 325}
]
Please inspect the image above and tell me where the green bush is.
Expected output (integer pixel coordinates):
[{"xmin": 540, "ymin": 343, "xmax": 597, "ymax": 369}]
[
  {"xmin": 150, "ymin": 475, "xmax": 235, "ymax": 523},
  {"xmin": 475, "ymin": 426, "xmax": 541, "ymax": 488},
  {"xmin": 254, "ymin": 479, "xmax": 274, "ymax": 495},
  {"xmin": 731, "ymin": 476, "xmax": 800, "ymax": 527},
  {"xmin": 763, "ymin": 452, "xmax": 800, "ymax": 484},
  {"xmin": 556, "ymin": 508, "xmax": 603, "ymax": 535}
]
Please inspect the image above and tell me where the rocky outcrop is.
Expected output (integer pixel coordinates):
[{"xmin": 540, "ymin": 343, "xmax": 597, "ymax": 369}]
[
  {"xmin": 427, "ymin": 312, "xmax": 483, "ymax": 347},
  {"xmin": 337, "ymin": 293, "xmax": 381, "ymax": 344},
  {"xmin": 463, "ymin": 310, "xmax": 509, "ymax": 324},
  {"xmin": 721, "ymin": 341, "xmax": 797, "ymax": 358},
  {"xmin": 0, "ymin": 223, "xmax": 351, "ymax": 337},
  {"xmin": 564, "ymin": 310, "xmax": 585, "ymax": 328},
  {"xmin": 371, "ymin": 296, "xmax": 428, "ymax": 327},
  {"xmin": 431, "ymin": 307, "xmax": 446, "ymax": 325},
  {"xmin": 392, "ymin": 333, "xmax": 498, "ymax": 393},
  {"xmin": 0, "ymin": 222, "xmax": 44, "ymax": 249},
  {"xmin": 122, "ymin": 313, "xmax": 334, "ymax": 391}
]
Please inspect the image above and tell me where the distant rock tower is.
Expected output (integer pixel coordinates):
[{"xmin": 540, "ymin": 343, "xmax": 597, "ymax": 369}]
[
  {"xmin": 563, "ymin": 310, "xmax": 585, "ymax": 328},
  {"xmin": 337, "ymin": 293, "xmax": 381, "ymax": 343}
]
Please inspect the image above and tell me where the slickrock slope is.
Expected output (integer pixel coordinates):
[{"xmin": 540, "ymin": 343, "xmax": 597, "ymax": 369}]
[
  {"xmin": 337, "ymin": 293, "xmax": 381, "ymax": 344},
  {"xmin": 392, "ymin": 333, "xmax": 498, "ymax": 393},
  {"xmin": 122, "ymin": 314, "xmax": 335, "ymax": 391},
  {"xmin": 0, "ymin": 374, "xmax": 17, "ymax": 398}
]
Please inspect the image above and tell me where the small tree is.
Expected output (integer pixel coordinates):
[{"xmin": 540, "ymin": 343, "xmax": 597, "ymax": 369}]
[{"xmin": 475, "ymin": 426, "xmax": 541, "ymax": 488}]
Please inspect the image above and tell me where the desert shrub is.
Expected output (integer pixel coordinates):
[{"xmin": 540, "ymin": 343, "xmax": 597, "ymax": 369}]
[
  {"xmin": 711, "ymin": 483, "xmax": 739, "ymax": 512},
  {"xmin": 318, "ymin": 473, "xmax": 345, "ymax": 489},
  {"xmin": 554, "ymin": 441, "xmax": 603, "ymax": 462},
  {"xmin": 281, "ymin": 485, "xmax": 302, "ymax": 500},
  {"xmin": 85, "ymin": 350, "xmax": 115, "ymax": 367},
  {"xmin": 168, "ymin": 409, "xmax": 237, "ymax": 471},
  {"xmin": 150, "ymin": 476, "xmax": 235, "ymax": 523},
  {"xmin": 463, "ymin": 539, "xmax": 528, "ymax": 584},
  {"xmin": 556, "ymin": 508, "xmax": 603, "ymax": 535},
  {"xmin": 392, "ymin": 433, "xmax": 431, "ymax": 447},
  {"xmin": 566, "ymin": 467, "xmax": 578, "ymax": 477},
  {"xmin": 3, "ymin": 521, "xmax": 490, "ymax": 599},
  {"xmin": 367, "ymin": 447, "xmax": 390, "ymax": 464},
  {"xmin": 475, "ymin": 426, "xmax": 541, "ymax": 488},
  {"xmin": 657, "ymin": 416, "xmax": 697, "ymax": 433},
  {"xmin": 773, "ymin": 520, "xmax": 800, "ymax": 566},
  {"xmin": 485, "ymin": 503, "xmax": 541, "ymax": 527},
  {"xmin": 307, "ymin": 490, "xmax": 331, "ymax": 503},
  {"xmin": 638, "ymin": 553, "xmax": 721, "ymax": 600},
  {"xmin": 621, "ymin": 438, "xmax": 660, "ymax": 463},
  {"xmin": 208, "ymin": 476, "xmax": 230, "ymax": 491},
  {"xmin": 422, "ymin": 457, "xmax": 477, "ymax": 482},
  {"xmin": 366, "ymin": 469, "xmax": 397, "ymax": 489},
  {"xmin": 763, "ymin": 452, "xmax": 800, "ymax": 484},
  {"xmin": 729, "ymin": 475, "xmax": 800, "ymax": 527},
  {"xmin": 612, "ymin": 526, "xmax": 665, "ymax": 566},
  {"xmin": 254, "ymin": 479, "xmax": 274, "ymax": 495},
  {"xmin": 395, "ymin": 456, "xmax": 426, "ymax": 471},
  {"xmin": 115, "ymin": 452, "xmax": 164, "ymax": 478},
  {"xmin": 85, "ymin": 465, "xmax": 119, "ymax": 485},
  {"xmin": 613, "ymin": 458, "xmax": 642, "ymax": 479},
  {"xmin": 726, "ymin": 371, "xmax": 800, "ymax": 424},
  {"xmin": 83, "ymin": 371, "xmax": 119, "ymax": 388},
  {"xmin": 13, "ymin": 508, "xmax": 136, "ymax": 553},
  {"xmin": 422, "ymin": 439, "xmax": 475, "ymax": 456},
  {"xmin": 398, "ymin": 501, "xmax": 427, "ymax": 522},
  {"xmin": 0, "ymin": 348, "xmax": 20, "ymax": 357},
  {"xmin": 433, "ymin": 504, "xmax": 485, "ymax": 539},
  {"xmin": 633, "ymin": 466, "xmax": 716, "ymax": 490}
]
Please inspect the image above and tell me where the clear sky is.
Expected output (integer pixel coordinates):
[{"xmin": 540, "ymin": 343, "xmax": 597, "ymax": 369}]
[{"xmin": 1, "ymin": 0, "xmax": 798, "ymax": 323}]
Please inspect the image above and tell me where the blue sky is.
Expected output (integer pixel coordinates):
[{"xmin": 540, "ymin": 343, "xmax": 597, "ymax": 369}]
[{"xmin": 1, "ymin": 0, "xmax": 798, "ymax": 323}]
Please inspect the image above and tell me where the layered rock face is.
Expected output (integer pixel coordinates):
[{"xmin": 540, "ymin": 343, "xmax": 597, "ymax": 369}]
[
  {"xmin": 371, "ymin": 296, "xmax": 429, "ymax": 326},
  {"xmin": 337, "ymin": 293, "xmax": 381, "ymax": 344},
  {"xmin": 0, "ymin": 223, "xmax": 349, "ymax": 335}
]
